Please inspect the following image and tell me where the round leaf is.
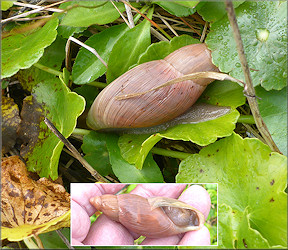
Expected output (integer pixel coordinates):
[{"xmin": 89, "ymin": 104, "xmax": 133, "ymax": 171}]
[
  {"xmin": 196, "ymin": 1, "xmax": 244, "ymax": 23},
  {"xmin": 177, "ymin": 133, "xmax": 287, "ymax": 248},
  {"xmin": 18, "ymin": 36, "xmax": 66, "ymax": 91},
  {"xmin": 256, "ymin": 86, "xmax": 287, "ymax": 156},
  {"xmin": 1, "ymin": 18, "xmax": 58, "ymax": 79},
  {"xmin": 1, "ymin": 1, "xmax": 13, "ymax": 10},
  {"xmin": 206, "ymin": 1, "xmax": 287, "ymax": 90},
  {"xmin": 60, "ymin": 1, "xmax": 125, "ymax": 27}
]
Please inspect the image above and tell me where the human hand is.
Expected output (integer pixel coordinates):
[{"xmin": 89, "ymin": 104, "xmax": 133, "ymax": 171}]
[{"xmin": 71, "ymin": 183, "xmax": 211, "ymax": 246}]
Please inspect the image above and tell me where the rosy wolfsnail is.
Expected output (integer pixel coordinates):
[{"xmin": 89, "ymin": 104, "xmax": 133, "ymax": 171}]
[
  {"xmin": 87, "ymin": 43, "xmax": 231, "ymax": 134},
  {"xmin": 90, "ymin": 194, "xmax": 205, "ymax": 238}
]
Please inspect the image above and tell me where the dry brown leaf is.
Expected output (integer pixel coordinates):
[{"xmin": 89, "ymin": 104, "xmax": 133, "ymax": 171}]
[
  {"xmin": 1, "ymin": 156, "xmax": 70, "ymax": 240},
  {"xmin": 17, "ymin": 96, "xmax": 44, "ymax": 158}
]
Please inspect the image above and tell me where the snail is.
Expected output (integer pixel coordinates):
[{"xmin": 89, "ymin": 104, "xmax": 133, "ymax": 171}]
[
  {"xmin": 90, "ymin": 194, "xmax": 205, "ymax": 238},
  {"xmin": 87, "ymin": 43, "xmax": 231, "ymax": 134}
]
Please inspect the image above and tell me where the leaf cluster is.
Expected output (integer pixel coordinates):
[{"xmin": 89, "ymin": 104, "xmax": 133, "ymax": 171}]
[{"xmin": 1, "ymin": 1, "xmax": 287, "ymax": 249}]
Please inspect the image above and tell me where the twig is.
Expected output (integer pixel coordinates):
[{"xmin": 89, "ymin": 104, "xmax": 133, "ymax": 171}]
[
  {"xmin": 13, "ymin": 1, "xmax": 63, "ymax": 13},
  {"xmin": 67, "ymin": 36, "xmax": 108, "ymax": 69},
  {"xmin": 110, "ymin": 0, "xmax": 132, "ymax": 28},
  {"xmin": 120, "ymin": 0, "xmax": 172, "ymax": 40},
  {"xmin": 225, "ymin": 0, "xmax": 280, "ymax": 153},
  {"xmin": 56, "ymin": 229, "xmax": 74, "ymax": 249},
  {"xmin": 33, "ymin": 235, "xmax": 44, "ymax": 249},
  {"xmin": 152, "ymin": 14, "xmax": 185, "ymax": 25},
  {"xmin": 13, "ymin": 15, "xmax": 52, "ymax": 21},
  {"xmin": 116, "ymin": 72, "xmax": 245, "ymax": 100},
  {"xmin": 44, "ymin": 117, "xmax": 108, "ymax": 182},
  {"xmin": 243, "ymin": 124, "xmax": 265, "ymax": 143},
  {"xmin": 150, "ymin": 27, "xmax": 169, "ymax": 42},
  {"xmin": 200, "ymin": 21, "xmax": 208, "ymax": 43},
  {"xmin": 178, "ymin": 17, "xmax": 202, "ymax": 36},
  {"xmin": 2, "ymin": 0, "xmax": 67, "ymax": 23},
  {"xmin": 124, "ymin": 0, "xmax": 135, "ymax": 28},
  {"xmin": 156, "ymin": 12, "xmax": 178, "ymax": 37}
]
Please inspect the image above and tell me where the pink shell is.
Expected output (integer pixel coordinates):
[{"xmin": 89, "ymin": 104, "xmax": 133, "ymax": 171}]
[{"xmin": 87, "ymin": 43, "xmax": 219, "ymax": 130}]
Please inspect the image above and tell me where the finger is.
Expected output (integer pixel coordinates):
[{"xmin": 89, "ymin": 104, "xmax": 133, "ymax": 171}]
[
  {"xmin": 82, "ymin": 215, "xmax": 134, "ymax": 246},
  {"xmin": 141, "ymin": 235, "xmax": 182, "ymax": 245},
  {"xmin": 141, "ymin": 184, "xmax": 211, "ymax": 245},
  {"xmin": 178, "ymin": 226, "xmax": 210, "ymax": 246},
  {"xmin": 72, "ymin": 183, "xmax": 126, "ymax": 216},
  {"xmin": 71, "ymin": 200, "xmax": 91, "ymax": 243},
  {"xmin": 71, "ymin": 239, "xmax": 84, "ymax": 246},
  {"xmin": 131, "ymin": 183, "xmax": 187, "ymax": 198},
  {"xmin": 178, "ymin": 184, "xmax": 211, "ymax": 219}
]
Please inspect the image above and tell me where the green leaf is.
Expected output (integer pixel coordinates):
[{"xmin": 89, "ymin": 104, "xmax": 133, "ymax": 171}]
[
  {"xmin": 196, "ymin": 1, "xmax": 244, "ymax": 23},
  {"xmin": 81, "ymin": 131, "xmax": 112, "ymax": 176},
  {"xmin": 153, "ymin": 1, "xmax": 198, "ymax": 17},
  {"xmin": 1, "ymin": 1, "xmax": 13, "ymax": 11},
  {"xmin": 60, "ymin": 1, "xmax": 125, "ymax": 27},
  {"xmin": 160, "ymin": 108, "xmax": 239, "ymax": 144},
  {"xmin": 57, "ymin": 14, "xmax": 87, "ymax": 39},
  {"xmin": 72, "ymin": 24, "xmax": 128, "ymax": 84},
  {"xmin": 118, "ymin": 80, "xmax": 245, "ymax": 169},
  {"xmin": 119, "ymin": 133, "xmax": 162, "ymax": 168},
  {"xmin": 38, "ymin": 228, "xmax": 70, "ymax": 249},
  {"xmin": 219, "ymin": 205, "xmax": 270, "ymax": 249},
  {"xmin": 73, "ymin": 85, "xmax": 99, "ymax": 109},
  {"xmin": 256, "ymin": 86, "xmax": 287, "ymax": 156},
  {"xmin": 17, "ymin": 36, "xmax": 66, "ymax": 91},
  {"xmin": 177, "ymin": 133, "xmax": 287, "ymax": 248},
  {"xmin": 21, "ymin": 79, "xmax": 85, "ymax": 180},
  {"xmin": 83, "ymin": 132, "xmax": 164, "ymax": 183},
  {"xmin": 1, "ymin": 18, "xmax": 58, "ymax": 79},
  {"xmin": 57, "ymin": 24, "xmax": 86, "ymax": 39},
  {"xmin": 199, "ymin": 80, "xmax": 246, "ymax": 108},
  {"xmin": 206, "ymin": 1, "xmax": 287, "ymax": 91},
  {"xmin": 137, "ymin": 34, "xmax": 199, "ymax": 65},
  {"xmin": 106, "ymin": 9, "xmax": 153, "ymax": 83}
]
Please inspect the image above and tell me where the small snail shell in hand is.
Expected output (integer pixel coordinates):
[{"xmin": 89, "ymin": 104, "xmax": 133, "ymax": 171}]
[
  {"xmin": 87, "ymin": 43, "xmax": 230, "ymax": 133},
  {"xmin": 90, "ymin": 194, "xmax": 205, "ymax": 238}
]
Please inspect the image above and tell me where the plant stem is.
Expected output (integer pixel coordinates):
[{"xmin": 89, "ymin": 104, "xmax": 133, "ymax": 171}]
[
  {"xmin": 151, "ymin": 147, "xmax": 192, "ymax": 159},
  {"xmin": 237, "ymin": 115, "xmax": 255, "ymax": 124},
  {"xmin": 33, "ymin": 62, "xmax": 63, "ymax": 77},
  {"xmin": 224, "ymin": 0, "xmax": 280, "ymax": 153},
  {"xmin": 73, "ymin": 128, "xmax": 91, "ymax": 136},
  {"xmin": 34, "ymin": 63, "xmax": 108, "ymax": 88}
]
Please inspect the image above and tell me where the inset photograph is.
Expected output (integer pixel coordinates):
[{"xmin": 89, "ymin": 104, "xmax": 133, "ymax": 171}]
[{"xmin": 71, "ymin": 183, "xmax": 217, "ymax": 246}]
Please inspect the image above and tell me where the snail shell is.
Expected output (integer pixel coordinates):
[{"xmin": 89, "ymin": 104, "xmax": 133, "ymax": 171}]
[
  {"xmin": 90, "ymin": 194, "xmax": 205, "ymax": 238},
  {"xmin": 87, "ymin": 43, "xmax": 220, "ymax": 131}
]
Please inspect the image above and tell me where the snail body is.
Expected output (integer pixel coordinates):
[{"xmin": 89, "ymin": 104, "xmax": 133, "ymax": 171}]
[
  {"xmin": 87, "ymin": 43, "xmax": 225, "ymax": 133},
  {"xmin": 90, "ymin": 194, "xmax": 205, "ymax": 238}
]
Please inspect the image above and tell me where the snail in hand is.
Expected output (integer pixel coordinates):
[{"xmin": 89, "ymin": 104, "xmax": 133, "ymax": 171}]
[
  {"xmin": 86, "ymin": 43, "xmax": 230, "ymax": 134},
  {"xmin": 90, "ymin": 194, "xmax": 205, "ymax": 238}
]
